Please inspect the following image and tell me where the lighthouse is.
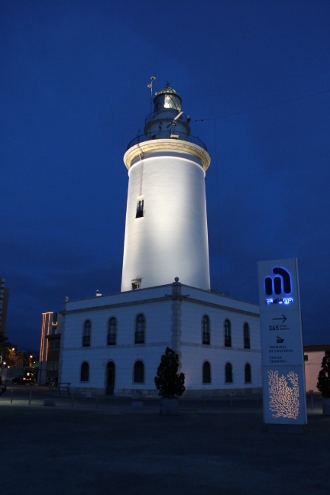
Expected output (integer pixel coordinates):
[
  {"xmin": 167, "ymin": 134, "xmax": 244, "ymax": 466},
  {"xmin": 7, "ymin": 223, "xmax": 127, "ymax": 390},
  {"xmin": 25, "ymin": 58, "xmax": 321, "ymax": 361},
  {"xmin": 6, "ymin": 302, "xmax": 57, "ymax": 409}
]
[
  {"xmin": 59, "ymin": 82, "xmax": 262, "ymax": 399},
  {"xmin": 121, "ymin": 83, "xmax": 211, "ymax": 292}
]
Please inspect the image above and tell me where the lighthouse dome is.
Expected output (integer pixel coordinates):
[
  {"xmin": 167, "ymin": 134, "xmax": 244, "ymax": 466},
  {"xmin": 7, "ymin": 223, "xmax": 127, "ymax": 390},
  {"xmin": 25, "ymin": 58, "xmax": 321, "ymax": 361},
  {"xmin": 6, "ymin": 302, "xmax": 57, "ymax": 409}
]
[{"xmin": 154, "ymin": 83, "xmax": 182, "ymax": 112}]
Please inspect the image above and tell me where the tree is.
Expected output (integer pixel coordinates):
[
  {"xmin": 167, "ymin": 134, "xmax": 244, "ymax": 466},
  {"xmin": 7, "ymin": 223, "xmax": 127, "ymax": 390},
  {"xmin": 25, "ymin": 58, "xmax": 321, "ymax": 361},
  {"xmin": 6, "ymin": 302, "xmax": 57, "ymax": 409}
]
[
  {"xmin": 317, "ymin": 349, "xmax": 330, "ymax": 398},
  {"xmin": 154, "ymin": 347, "xmax": 185, "ymax": 398}
]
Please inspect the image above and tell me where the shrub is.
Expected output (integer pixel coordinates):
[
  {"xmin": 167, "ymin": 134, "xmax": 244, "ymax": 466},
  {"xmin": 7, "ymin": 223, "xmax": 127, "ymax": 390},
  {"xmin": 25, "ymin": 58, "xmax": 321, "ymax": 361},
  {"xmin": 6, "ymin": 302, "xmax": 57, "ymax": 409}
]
[
  {"xmin": 154, "ymin": 347, "xmax": 185, "ymax": 398},
  {"xmin": 317, "ymin": 349, "xmax": 330, "ymax": 398}
]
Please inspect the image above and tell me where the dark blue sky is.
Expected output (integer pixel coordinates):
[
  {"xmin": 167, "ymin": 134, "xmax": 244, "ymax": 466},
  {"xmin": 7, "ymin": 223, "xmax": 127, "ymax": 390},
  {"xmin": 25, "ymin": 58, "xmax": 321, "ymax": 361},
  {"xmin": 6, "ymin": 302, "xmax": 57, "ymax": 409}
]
[{"xmin": 2, "ymin": 1, "xmax": 330, "ymax": 350}]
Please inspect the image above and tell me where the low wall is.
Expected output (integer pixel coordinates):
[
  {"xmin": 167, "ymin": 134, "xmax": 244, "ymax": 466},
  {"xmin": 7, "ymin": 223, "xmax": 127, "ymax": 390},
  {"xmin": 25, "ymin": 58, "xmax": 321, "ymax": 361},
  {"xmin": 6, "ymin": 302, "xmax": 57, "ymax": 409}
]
[{"xmin": 69, "ymin": 387, "xmax": 262, "ymax": 398}]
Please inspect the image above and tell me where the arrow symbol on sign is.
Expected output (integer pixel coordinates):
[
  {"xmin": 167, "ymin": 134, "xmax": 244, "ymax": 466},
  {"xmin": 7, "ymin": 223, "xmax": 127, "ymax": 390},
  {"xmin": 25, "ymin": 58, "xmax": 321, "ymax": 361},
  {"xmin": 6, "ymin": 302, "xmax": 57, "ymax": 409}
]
[{"xmin": 272, "ymin": 315, "xmax": 287, "ymax": 323}]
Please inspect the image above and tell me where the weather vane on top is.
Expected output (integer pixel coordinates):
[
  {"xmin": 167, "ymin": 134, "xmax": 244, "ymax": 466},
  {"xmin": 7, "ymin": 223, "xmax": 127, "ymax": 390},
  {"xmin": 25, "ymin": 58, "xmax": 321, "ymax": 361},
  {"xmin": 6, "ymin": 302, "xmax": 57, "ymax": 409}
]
[{"xmin": 147, "ymin": 75, "xmax": 156, "ymax": 99}]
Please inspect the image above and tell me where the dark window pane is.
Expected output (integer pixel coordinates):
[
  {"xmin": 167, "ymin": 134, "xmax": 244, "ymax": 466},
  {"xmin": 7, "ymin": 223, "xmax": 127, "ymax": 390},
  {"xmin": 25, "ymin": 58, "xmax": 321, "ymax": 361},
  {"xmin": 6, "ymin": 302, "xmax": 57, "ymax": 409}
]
[
  {"xmin": 134, "ymin": 361, "xmax": 144, "ymax": 383},
  {"xmin": 108, "ymin": 317, "xmax": 117, "ymax": 345},
  {"xmin": 224, "ymin": 319, "xmax": 231, "ymax": 347},
  {"xmin": 203, "ymin": 361, "xmax": 211, "ymax": 383},
  {"xmin": 243, "ymin": 323, "xmax": 250, "ymax": 349},
  {"xmin": 202, "ymin": 315, "xmax": 210, "ymax": 345},
  {"xmin": 136, "ymin": 200, "xmax": 144, "ymax": 218},
  {"xmin": 245, "ymin": 363, "xmax": 252, "ymax": 383},
  {"xmin": 135, "ymin": 314, "xmax": 145, "ymax": 343},
  {"xmin": 83, "ymin": 320, "xmax": 91, "ymax": 347},
  {"xmin": 225, "ymin": 363, "xmax": 233, "ymax": 383},
  {"xmin": 81, "ymin": 362, "xmax": 89, "ymax": 381}
]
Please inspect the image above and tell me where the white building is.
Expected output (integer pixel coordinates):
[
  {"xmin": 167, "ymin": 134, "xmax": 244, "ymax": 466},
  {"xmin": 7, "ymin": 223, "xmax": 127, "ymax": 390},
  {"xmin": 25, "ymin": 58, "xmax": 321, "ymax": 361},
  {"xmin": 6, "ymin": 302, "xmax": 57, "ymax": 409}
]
[
  {"xmin": 59, "ymin": 83, "xmax": 262, "ymax": 396},
  {"xmin": 304, "ymin": 344, "xmax": 330, "ymax": 392}
]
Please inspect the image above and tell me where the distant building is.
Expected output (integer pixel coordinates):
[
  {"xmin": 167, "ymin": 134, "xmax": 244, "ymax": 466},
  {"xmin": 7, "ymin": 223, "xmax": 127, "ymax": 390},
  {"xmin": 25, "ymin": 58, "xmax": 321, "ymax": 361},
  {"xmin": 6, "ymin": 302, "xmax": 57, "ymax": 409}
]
[
  {"xmin": 39, "ymin": 311, "xmax": 61, "ymax": 385},
  {"xmin": 0, "ymin": 278, "xmax": 9, "ymax": 337},
  {"xmin": 304, "ymin": 344, "xmax": 330, "ymax": 392}
]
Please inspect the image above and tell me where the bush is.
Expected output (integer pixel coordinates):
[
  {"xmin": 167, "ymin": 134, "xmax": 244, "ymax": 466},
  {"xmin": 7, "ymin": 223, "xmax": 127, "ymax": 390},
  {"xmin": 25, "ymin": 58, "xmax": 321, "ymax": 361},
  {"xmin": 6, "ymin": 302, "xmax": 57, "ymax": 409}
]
[
  {"xmin": 154, "ymin": 347, "xmax": 185, "ymax": 398},
  {"xmin": 317, "ymin": 349, "xmax": 330, "ymax": 398}
]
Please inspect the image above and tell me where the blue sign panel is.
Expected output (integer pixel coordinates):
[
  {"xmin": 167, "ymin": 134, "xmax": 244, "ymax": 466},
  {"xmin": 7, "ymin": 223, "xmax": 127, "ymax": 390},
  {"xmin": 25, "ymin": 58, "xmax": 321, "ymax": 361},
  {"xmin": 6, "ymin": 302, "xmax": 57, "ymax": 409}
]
[{"xmin": 258, "ymin": 259, "xmax": 307, "ymax": 425}]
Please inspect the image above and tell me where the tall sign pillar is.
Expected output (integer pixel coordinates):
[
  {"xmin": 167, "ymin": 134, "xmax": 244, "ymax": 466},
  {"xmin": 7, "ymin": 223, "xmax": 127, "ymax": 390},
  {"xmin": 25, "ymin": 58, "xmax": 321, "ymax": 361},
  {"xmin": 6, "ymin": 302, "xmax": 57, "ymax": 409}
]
[{"xmin": 258, "ymin": 259, "xmax": 307, "ymax": 428}]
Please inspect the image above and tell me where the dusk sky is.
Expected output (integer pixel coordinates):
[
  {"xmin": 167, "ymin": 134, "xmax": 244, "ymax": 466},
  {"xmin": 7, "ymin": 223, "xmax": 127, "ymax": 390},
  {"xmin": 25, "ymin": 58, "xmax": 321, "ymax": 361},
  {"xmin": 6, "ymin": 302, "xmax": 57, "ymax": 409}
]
[{"xmin": 2, "ymin": 1, "xmax": 330, "ymax": 351}]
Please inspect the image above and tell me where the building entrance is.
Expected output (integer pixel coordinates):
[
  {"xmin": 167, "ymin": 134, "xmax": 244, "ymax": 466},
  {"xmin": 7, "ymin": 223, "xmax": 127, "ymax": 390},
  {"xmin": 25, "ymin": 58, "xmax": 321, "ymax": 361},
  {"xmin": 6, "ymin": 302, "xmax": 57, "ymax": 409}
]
[{"xmin": 106, "ymin": 361, "xmax": 115, "ymax": 395}]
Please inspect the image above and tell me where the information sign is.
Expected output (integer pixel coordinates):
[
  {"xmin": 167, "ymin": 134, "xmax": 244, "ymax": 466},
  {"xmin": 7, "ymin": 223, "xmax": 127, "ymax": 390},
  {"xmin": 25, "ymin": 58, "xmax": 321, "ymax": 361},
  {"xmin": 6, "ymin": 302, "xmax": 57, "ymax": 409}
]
[{"xmin": 258, "ymin": 259, "xmax": 307, "ymax": 425}]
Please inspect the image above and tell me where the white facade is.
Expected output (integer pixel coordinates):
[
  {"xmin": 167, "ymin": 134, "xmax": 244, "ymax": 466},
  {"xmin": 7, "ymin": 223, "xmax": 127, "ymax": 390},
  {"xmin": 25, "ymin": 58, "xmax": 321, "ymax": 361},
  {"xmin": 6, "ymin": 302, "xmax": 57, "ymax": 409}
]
[
  {"xmin": 59, "ymin": 281, "xmax": 261, "ymax": 396},
  {"xmin": 304, "ymin": 345, "xmax": 330, "ymax": 392}
]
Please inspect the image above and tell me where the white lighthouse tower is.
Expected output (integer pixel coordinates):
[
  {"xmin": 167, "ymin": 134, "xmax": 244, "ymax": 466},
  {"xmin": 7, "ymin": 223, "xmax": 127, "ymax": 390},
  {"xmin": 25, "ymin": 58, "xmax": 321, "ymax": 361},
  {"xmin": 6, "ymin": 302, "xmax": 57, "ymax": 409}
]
[{"xmin": 121, "ymin": 83, "xmax": 211, "ymax": 292}]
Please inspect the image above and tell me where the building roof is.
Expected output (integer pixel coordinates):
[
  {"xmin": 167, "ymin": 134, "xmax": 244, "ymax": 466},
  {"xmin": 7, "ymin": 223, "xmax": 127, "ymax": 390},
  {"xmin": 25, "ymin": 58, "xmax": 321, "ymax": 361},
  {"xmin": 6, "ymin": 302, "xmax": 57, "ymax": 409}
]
[
  {"xmin": 304, "ymin": 344, "xmax": 330, "ymax": 352},
  {"xmin": 154, "ymin": 83, "xmax": 180, "ymax": 98}
]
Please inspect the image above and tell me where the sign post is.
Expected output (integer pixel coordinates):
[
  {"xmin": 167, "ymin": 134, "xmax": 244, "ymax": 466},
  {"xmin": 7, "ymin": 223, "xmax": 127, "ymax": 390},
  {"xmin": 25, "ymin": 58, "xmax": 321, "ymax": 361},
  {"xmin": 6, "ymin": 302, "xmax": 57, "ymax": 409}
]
[{"xmin": 258, "ymin": 259, "xmax": 307, "ymax": 427}]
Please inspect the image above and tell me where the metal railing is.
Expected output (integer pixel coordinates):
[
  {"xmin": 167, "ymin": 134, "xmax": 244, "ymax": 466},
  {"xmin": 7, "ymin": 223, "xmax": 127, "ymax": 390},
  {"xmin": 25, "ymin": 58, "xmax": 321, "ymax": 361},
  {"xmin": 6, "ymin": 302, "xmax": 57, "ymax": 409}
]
[
  {"xmin": 144, "ymin": 110, "xmax": 190, "ymax": 126},
  {"xmin": 126, "ymin": 131, "xmax": 207, "ymax": 151}
]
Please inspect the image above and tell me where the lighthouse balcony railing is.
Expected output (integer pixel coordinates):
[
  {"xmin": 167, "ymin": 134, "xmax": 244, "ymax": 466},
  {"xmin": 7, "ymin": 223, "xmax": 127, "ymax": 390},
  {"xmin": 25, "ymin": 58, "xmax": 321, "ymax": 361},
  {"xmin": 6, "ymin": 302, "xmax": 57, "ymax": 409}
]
[
  {"xmin": 144, "ymin": 110, "xmax": 190, "ymax": 126},
  {"xmin": 127, "ymin": 131, "xmax": 207, "ymax": 151}
]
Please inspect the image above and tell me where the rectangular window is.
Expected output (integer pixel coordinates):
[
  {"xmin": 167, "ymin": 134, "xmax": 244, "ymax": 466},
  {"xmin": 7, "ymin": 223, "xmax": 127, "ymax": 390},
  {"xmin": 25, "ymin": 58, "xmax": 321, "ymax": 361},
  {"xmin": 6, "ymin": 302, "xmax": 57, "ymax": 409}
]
[
  {"xmin": 131, "ymin": 279, "xmax": 141, "ymax": 290},
  {"xmin": 136, "ymin": 199, "xmax": 144, "ymax": 218},
  {"xmin": 135, "ymin": 331, "xmax": 145, "ymax": 344}
]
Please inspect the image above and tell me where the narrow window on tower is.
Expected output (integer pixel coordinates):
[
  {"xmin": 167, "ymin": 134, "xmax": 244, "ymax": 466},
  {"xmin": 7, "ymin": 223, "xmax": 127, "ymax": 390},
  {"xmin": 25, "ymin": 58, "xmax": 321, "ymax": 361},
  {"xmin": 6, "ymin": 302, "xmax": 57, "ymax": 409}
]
[
  {"xmin": 131, "ymin": 280, "xmax": 140, "ymax": 290},
  {"xmin": 136, "ymin": 198, "xmax": 144, "ymax": 218}
]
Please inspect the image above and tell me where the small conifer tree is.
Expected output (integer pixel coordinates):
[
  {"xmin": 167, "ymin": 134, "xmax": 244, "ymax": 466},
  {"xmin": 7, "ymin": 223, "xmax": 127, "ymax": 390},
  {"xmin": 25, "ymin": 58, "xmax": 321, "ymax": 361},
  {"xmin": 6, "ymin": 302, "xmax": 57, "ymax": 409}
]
[
  {"xmin": 154, "ymin": 347, "xmax": 185, "ymax": 398},
  {"xmin": 317, "ymin": 349, "xmax": 330, "ymax": 398}
]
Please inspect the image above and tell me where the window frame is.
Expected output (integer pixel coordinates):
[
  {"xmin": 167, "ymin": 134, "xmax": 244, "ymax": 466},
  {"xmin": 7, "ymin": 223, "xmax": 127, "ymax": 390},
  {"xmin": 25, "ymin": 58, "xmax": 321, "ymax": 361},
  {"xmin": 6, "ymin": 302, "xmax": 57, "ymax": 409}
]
[
  {"xmin": 225, "ymin": 362, "xmax": 233, "ymax": 383},
  {"xmin": 243, "ymin": 322, "xmax": 250, "ymax": 349},
  {"xmin": 224, "ymin": 319, "xmax": 232, "ymax": 347},
  {"xmin": 202, "ymin": 361, "xmax": 211, "ymax": 384},
  {"xmin": 202, "ymin": 315, "xmax": 210, "ymax": 345},
  {"xmin": 135, "ymin": 313, "xmax": 145, "ymax": 344},
  {"xmin": 80, "ymin": 361, "xmax": 89, "ymax": 382},
  {"xmin": 131, "ymin": 280, "xmax": 140, "ymax": 290},
  {"xmin": 136, "ymin": 198, "xmax": 144, "ymax": 218},
  {"xmin": 107, "ymin": 317, "xmax": 117, "ymax": 346},
  {"xmin": 133, "ymin": 360, "xmax": 145, "ymax": 383},
  {"xmin": 82, "ymin": 320, "xmax": 91, "ymax": 347},
  {"xmin": 244, "ymin": 363, "xmax": 252, "ymax": 384}
]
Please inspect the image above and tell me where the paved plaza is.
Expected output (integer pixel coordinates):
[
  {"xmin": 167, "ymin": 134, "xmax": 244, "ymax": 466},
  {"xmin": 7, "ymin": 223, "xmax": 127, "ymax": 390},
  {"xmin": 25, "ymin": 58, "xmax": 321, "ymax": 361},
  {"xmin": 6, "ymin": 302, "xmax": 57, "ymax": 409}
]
[{"xmin": 1, "ymin": 386, "xmax": 329, "ymax": 495}]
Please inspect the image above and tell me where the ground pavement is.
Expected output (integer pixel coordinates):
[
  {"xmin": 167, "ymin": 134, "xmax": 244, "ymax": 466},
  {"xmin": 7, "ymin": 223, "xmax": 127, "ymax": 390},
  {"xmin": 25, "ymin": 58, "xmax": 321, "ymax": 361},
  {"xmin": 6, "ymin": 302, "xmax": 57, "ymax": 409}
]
[{"xmin": 0, "ymin": 386, "xmax": 329, "ymax": 495}]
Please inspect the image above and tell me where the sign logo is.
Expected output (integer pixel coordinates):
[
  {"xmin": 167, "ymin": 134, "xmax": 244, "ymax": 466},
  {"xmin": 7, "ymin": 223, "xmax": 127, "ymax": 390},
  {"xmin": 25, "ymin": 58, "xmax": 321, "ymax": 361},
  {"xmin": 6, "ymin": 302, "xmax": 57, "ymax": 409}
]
[
  {"xmin": 264, "ymin": 267, "xmax": 293, "ymax": 305},
  {"xmin": 265, "ymin": 267, "xmax": 291, "ymax": 295}
]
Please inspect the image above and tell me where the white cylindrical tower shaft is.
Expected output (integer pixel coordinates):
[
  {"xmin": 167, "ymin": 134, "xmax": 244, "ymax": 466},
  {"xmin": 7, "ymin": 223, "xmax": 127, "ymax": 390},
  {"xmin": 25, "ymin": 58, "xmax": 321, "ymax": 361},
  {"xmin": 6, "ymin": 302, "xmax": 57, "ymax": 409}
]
[{"xmin": 121, "ymin": 84, "xmax": 211, "ymax": 292}]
